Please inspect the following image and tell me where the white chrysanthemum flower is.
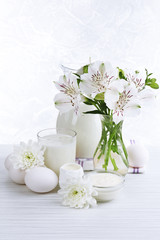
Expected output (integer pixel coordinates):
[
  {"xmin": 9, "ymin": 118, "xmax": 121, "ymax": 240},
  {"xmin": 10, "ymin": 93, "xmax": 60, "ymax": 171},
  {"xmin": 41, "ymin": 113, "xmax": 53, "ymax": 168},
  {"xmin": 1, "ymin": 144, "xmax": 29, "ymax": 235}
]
[
  {"xmin": 58, "ymin": 177, "xmax": 97, "ymax": 209},
  {"xmin": 11, "ymin": 140, "xmax": 46, "ymax": 170},
  {"xmin": 80, "ymin": 61, "xmax": 116, "ymax": 97},
  {"xmin": 54, "ymin": 73, "xmax": 81, "ymax": 114}
]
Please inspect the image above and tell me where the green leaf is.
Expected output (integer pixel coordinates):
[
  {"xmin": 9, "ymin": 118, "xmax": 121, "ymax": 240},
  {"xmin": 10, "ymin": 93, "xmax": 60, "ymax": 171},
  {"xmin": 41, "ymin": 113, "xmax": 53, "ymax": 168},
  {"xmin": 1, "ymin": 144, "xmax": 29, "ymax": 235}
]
[
  {"xmin": 95, "ymin": 92, "xmax": 105, "ymax": 100},
  {"xmin": 83, "ymin": 65, "xmax": 88, "ymax": 73},
  {"xmin": 83, "ymin": 110, "xmax": 102, "ymax": 114},
  {"xmin": 149, "ymin": 82, "xmax": 159, "ymax": 89},
  {"xmin": 151, "ymin": 78, "xmax": 156, "ymax": 83},
  {"xmin": 117, "ymin": 67, "xmax": 126, "ymax": 80},
  {"xmin": 145, "ymin": 78, "xmax": 159, "ymax": 89},
  {"xmin": 73, "ymin": 73, "xmax": 80, "ymax": 77},
  {"xmin": 83, "ymin": 97, "xmax": 95, "ymax": 105},
  {"xmin": 73, "ymin": 73, "xmax": 81, "ymax": 86},
  {"xmin": 83, "ymin": 101, "xmax": 93, "ymax": 105},
  {"xmin": 77, "ymin": 78, "xmax": 82, "ymax": 85},
  {"xmin": 145, "ymin": 69, "xmax": 159, "ymax": 89},
  {"xmin": 145, "ymin": 68, "xmax": 149, "ymax": 75},
  {"xmin": 148, "ymin": 73, "xmax": 153, "ymax": 77}
]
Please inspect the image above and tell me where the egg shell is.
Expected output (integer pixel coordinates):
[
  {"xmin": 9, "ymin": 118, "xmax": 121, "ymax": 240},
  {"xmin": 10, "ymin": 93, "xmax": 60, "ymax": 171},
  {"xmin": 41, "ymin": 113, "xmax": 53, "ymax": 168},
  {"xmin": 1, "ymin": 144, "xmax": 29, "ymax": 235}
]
[
  {"xmin": 25, "ymin": 167, "xmax": 58, "ymax": 193},
  {"xmin": 127, "ymin": 144, "xmax": 149, "ymax": 168},
  {"xmin": 4, "ymin": 154, "xmax": 13, "ymax": 170},
  {"xmin": 9, "ymin": 165, "xmax": 26, "ymax": 184}
]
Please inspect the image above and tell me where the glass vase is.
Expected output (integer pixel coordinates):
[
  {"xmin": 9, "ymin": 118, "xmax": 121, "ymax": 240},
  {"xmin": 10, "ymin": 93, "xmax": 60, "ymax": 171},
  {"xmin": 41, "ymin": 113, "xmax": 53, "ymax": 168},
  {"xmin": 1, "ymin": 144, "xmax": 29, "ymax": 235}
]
[{"xmin": 93, "ymin": 115, "xmax": 129, "ymax": 175}]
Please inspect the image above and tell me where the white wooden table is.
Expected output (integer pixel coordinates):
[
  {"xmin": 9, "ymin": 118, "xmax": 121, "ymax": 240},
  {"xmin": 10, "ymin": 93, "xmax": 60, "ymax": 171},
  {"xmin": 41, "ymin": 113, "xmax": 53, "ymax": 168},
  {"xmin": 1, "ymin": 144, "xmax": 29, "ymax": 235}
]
[{"xmin": 1, "ymin": 145, "xmax": 160, "ymax": 240}]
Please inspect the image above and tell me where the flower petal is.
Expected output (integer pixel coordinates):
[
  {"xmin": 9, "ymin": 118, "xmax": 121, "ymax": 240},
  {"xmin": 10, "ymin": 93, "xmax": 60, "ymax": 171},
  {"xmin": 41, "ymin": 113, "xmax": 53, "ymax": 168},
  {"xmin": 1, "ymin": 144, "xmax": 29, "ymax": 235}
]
[
  {"xmin": 80, "ymin": 61, "xmax": 116, "ymax": 97},
  {"xmin": 109, "ymin": 79, "xmax": 128, "ymax": 92},
  {"xmin": 124, "ymin": 104, "xmax": 141, "ymax": 118},
  {"xmin": 11, "ymin": 140, "xmax": 45, "ymax": 170},
  {"xmin": 138, "ymin": 88, "xmax": 155, "ymax": 106},
  {"xmin": 58, "ymin": 177, "xmax": 97, "ymax": 209},
  {"xmin": 113, "ymin": 111, "xmax": 124, "ymax": 124},
  {"xmin": 54, "ymin": 73, "xmax": 81, "ymax": 114},
  {"xmin": 125, "ymin": 68, "xmax": 146, "ymax": 91},
  {"xmin": 105, "ymin": 89, "xmax": 119, "ymax": 109},
  {"xmin": 54, "ymin": 93, "xmax": 73, "ymax": 113}
]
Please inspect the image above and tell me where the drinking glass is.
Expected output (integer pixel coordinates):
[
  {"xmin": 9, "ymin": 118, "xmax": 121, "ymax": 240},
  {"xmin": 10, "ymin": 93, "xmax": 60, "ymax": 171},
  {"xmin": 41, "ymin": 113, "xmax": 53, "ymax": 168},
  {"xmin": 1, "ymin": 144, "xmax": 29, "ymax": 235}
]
[{"xmin": 37, "ymin": 128, "xmax": 77, "ymax": 175}]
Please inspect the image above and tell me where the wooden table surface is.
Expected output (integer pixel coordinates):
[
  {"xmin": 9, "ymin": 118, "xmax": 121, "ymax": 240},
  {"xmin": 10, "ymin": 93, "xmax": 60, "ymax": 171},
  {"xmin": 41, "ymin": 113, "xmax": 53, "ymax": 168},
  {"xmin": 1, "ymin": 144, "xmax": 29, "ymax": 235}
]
[{"xmin": 0, "ymin": 144, "xmax": 160, "ymax": 240}]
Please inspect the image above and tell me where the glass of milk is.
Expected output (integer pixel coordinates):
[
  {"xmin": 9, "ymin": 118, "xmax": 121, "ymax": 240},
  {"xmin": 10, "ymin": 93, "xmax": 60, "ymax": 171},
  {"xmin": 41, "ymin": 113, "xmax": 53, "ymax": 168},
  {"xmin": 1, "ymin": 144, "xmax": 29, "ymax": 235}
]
[{"xmin": 37, "ymin": 128, "xmax": 77, "ymax": 175}]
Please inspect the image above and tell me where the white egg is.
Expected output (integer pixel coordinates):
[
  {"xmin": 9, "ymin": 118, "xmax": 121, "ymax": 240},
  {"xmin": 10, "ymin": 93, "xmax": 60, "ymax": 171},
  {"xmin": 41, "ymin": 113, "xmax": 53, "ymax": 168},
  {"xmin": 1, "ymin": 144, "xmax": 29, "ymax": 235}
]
[
  {"xmin": 25, "ymin": 167, "xmax": 58, "ymax": 193},
  {"xmin": 4, "ymin": 154, "xmax": 13, "ymax": 170},
  {"xmin": 127, "ymin": 143, "xmax": 149, "ymax": 168},
  {"xmin": 9, "ymin": 165, "xmax": 26, "ymax": 184}
]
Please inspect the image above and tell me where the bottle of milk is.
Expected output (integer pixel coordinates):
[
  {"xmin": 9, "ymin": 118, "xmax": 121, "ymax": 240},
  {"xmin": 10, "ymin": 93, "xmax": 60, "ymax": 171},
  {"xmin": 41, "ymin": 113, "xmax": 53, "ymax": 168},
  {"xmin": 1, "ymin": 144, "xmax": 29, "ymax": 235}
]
[{"xmin": 56, "ymin": 104, "xmax": 101, "ymax": 160}]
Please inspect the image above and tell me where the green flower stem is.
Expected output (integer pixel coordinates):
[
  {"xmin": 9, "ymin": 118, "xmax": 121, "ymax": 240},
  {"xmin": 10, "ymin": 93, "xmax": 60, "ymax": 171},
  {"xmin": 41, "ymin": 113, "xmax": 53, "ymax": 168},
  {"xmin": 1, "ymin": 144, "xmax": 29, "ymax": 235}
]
[
  {"xmin": 93, "ymin": 133, "xmax": 104, "ymax": 158},
  {"xmin": 110, "ymin": 153, "xmax": 119, "ymax": 171},
  {"xmin": 92, "ymin": 107, "xmax": 128, "ymax": 172},
  {"xmin": 103, "ymin": 124, "xmax": 118, "ymax": 169},
  {"xmin": 118, "ymin": 134, "xmax": 129, "ymax": 167},
  {"xmin": 119, "ymin": 151, "xmax": 128, "ymax": 168}
]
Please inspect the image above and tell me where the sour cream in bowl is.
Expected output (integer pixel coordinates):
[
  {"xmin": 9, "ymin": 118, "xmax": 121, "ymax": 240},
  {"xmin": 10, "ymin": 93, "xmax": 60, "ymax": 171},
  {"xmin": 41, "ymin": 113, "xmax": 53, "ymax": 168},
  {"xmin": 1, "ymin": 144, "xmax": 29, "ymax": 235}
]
[{"xmin": 88, "ymin": 170, "xmax": 125, "ymax": 202}]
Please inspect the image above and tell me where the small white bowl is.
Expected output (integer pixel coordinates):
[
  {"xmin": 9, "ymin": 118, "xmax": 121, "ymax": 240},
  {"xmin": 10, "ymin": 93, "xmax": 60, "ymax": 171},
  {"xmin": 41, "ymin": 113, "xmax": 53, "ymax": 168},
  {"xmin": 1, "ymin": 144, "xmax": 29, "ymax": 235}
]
[{"xmin": 88, "ymin": 170, "xmax": 125, "ymax": 202}]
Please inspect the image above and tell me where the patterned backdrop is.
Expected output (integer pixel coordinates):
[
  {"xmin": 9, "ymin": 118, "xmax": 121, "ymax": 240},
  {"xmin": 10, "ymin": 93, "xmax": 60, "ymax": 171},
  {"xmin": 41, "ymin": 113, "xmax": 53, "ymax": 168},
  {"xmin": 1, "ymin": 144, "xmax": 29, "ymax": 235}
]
[{"xmin": 0, "ymin": 0, "xmax": 160, "ymax": 145}]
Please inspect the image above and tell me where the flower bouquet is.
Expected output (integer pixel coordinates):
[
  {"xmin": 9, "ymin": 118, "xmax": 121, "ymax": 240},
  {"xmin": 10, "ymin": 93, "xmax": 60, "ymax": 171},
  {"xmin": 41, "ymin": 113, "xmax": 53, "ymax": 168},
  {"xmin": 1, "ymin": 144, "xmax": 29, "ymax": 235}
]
[{"xmin": 54, "ymin": 61, "xmax": 159, "ymax": 174}]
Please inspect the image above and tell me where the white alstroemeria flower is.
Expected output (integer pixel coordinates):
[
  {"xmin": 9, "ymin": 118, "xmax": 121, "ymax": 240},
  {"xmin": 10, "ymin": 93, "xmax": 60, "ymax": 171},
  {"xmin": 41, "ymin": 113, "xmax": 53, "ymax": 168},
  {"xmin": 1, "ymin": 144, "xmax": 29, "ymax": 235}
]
[
  {"xmin": 125, "ymin": 69, "xmax": 146, "ymax": 92},
  {"xmin": 11, "ymin": 140, "xmax": 46, "ymax": 170},
  {"xmin": 54, "ymin": 73, "xmax": 81, "ymax": 114},
  {"xmin": 80, "ymin": 61, "xmax": 116, "ymax": 97},
  {"xmin": 105, "ymin": 79, "xmax": 141, "ymax": 124},
  {"xmin": 58, "ymin": 177, "xmax": 97, "ymax": 209}
]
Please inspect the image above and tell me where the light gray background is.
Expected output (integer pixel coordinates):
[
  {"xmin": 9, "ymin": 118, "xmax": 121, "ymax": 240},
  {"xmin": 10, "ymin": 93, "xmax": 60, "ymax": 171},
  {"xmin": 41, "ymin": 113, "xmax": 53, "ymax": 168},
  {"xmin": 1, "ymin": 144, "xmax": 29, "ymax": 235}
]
[{"xmin": 0, "ymin": 0, "xmax": 160, "ymax": 145}]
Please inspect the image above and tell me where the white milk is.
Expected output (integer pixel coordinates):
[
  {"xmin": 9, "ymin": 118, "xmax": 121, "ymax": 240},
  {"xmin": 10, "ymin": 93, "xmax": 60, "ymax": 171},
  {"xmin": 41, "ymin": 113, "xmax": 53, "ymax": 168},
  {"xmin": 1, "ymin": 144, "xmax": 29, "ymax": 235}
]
[
  {"xmin": 40, "ymin": 134, "xmax": 76, "ymax": 175},
  {"xmin": 56, "ymin": 104, "xmax": 101, "ymax": 159}
]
